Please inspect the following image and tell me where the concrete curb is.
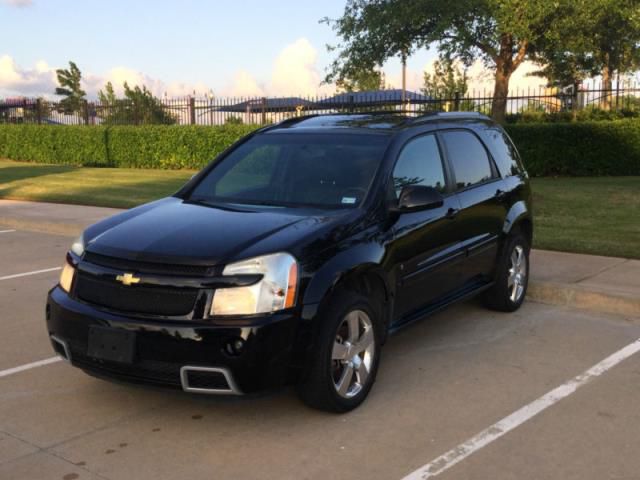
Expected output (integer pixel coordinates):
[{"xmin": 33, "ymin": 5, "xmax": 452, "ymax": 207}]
[{"xmin": 527, "ymin": 281, "xmax": 640, "ymax": 318}]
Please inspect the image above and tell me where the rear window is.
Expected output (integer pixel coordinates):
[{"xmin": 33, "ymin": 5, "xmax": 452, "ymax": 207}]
[{"xmin": 189, "ymin": 133, "xmax": 390, "ymax": 208}]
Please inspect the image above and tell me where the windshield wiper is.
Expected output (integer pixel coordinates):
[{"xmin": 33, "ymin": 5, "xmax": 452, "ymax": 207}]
[{"xmin": 185, "ymin": 197, "xmax": 256, "ymax": 212}]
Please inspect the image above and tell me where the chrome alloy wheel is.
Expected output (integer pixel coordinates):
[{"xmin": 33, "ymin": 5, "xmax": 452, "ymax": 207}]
[
  {"xmin": 331, "ymin": 310, "xmax": 376, "ymax": 399},
  {"xmin": 508, "ymin": 245, "xmax": 527, "ymax": 303}
]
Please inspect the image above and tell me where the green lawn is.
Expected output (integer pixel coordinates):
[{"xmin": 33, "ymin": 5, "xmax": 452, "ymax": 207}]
[
  {"xmin": 0, "ymin": 159, "xmax": 194, "ymax": 209},
  {"xmin": 531, "ymin": 176, "xmax": 639, "ymax": 259},
  {"xmin": 1, "ymin": 159, "xmax": 638, "ymax": 258}
]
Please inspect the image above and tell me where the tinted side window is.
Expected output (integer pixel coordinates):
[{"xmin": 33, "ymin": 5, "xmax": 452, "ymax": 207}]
[
  {"xmin": 442, "ymin": 130, "xmax": 493, "ymax": 190},
  {"xmin": 392, "ymin": 135, "xmax": 446, "ymax": 197},
  {"xmin": 483, "ymin": 127, "xmax": 524, "ymax": 177}
]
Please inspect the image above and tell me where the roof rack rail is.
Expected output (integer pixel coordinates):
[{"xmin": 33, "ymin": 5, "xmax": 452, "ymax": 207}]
[{"xmin": 408, "ymin": 111, "xmax": 489, "ymax": 125}]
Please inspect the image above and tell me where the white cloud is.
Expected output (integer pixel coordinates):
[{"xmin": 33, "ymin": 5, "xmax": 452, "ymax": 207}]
[
  {"xmin": 221, "ymin": 38, "xmax": 333, "ymax": 97},
  {"xmin": 2, "ymin": 0, "xmax": 33, "ymax": 7},
  {"xmin": 270, "ymin": 38, "xmax": 322, "ymax": 96},
  {"xmin": 224, "ymin": 70, "xmax": 265, "ymax": 97},
  {"xmin": 0, "ymin": 55, "xmax": 56, "ymax": 96}
]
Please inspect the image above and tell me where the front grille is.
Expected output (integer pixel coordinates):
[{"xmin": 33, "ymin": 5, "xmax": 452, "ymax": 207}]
[
  {"xmin": 74, "ymin": 271, "xmax": 198, "ymax": 316},
  {"xmin": 83, "ymin": 251, "xmax": 214, "ymax": 276}
]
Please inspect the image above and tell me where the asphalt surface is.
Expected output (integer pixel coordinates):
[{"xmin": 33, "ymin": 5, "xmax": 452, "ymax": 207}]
[{"xmin": 1, "ymin": 226, "xmax": 639, "ymax": 480}]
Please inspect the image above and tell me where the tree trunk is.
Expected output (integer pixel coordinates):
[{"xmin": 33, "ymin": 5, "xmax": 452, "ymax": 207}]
[
  {"xmin": 491, "ymin": 68, "xmax": 511, "ymax": 123},
  {"xmin": 490, "ymin": 35, "xmax": 519, "ymax": 123},
  {"xmin": 601, "ymin": 53, "xmax": 613, "ymax": 111}
]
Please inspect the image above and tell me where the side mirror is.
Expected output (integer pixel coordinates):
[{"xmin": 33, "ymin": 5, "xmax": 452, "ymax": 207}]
[{"xmin": 394, "ymin": 185, "xmax": 444, "ymax": 212}]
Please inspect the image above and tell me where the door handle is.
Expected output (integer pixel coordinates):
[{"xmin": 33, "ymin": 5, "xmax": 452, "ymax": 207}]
[{"xmin": 445, "ymin": 208, "xmax": 459, "ymax": 220}]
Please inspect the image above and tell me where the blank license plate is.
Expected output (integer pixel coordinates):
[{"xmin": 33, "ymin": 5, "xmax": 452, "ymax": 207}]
[{"xmin": 87, "ymin": 326, "xmax": 136, "ymax": 364}]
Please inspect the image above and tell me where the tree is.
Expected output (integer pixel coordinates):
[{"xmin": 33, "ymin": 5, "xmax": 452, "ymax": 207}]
[
  {"xmin": 422, "ymin": 59, "xmax": 468, "ymax": 97},
  {"xmin": 532, "ymin": 0, "xmax": 640, "ymax": 108},
  {"xmin": 323, "ymin": 0, "xmax": 570, "ymax": 122},
  {"xmin": 422, "ymin": 59, "xmax": 475, "ymax": 111},
  {"xmin": 55, "ymin": 61, "xmax": 86, "ymax": 116},
  {"xmin": 97, "ymin": 82, "xmax": 176, "ymax": 125},
  {"xmin": 335, "ymin": 66, "xmax": 387, "ymax": 92}
]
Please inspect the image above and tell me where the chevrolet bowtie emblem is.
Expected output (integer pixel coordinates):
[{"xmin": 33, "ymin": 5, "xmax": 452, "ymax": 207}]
[{"xmin": 116, "ymin": 273, "xmax": 141, "ymax": 286}]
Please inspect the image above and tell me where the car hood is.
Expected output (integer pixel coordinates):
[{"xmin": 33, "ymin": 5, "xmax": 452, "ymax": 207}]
[{"xmin": 84, "ymin": 197, "xmax": 357, "ymax": 265}]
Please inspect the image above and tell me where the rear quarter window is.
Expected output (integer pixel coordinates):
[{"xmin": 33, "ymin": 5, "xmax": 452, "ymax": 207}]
[{"xmin": 483, "ymin": 127, "xmax": 525, "ymax": 177}]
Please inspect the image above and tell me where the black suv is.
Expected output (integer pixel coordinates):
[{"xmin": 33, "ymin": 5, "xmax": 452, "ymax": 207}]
[{"xmin": 47, "ymin": 112, "xmax": 532, "ymax": 412}]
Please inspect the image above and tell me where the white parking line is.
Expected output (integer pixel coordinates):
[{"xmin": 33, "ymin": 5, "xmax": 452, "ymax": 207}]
[
  {"xmin": 0, "ymin": 229, "xmax": 16, "ymax": 234},
  {"xmin": 0, "ymin": 356, "xmax": 62, "ymax": 379},
  {"xmin": 0, "ymin": 267, "xmax": 61, "ymax": 281},
  {"xmin": 402, "ymin": 337, "xmax": 640, "ymax": 480}
]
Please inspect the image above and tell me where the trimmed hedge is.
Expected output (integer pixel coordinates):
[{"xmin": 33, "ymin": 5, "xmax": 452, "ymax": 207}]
[
  {"xmin": 0, "ymin": 124, "xmax": 109, "ymax": 166},
  {"xmin": 1, "ymin": 120, "xmax": 639, "ymax": 175},
  {"xmin": 0, "ymin": 124, "xmax": 258, "ymax": 170},
  {"xmin": 106, "ymin": 125, "xmax": 258, "ymax": 169},
  {"xmin": 505, "ymin": 120, "xmax": 640, "ymax": 176}
]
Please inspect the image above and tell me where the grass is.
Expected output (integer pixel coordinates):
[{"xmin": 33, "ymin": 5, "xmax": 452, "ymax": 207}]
[
  {"xmin": 0, "ymin": 159, "xmax": 194, "ymax": 209},
  {"xmin": 531, "ymin": 176, "xmax": 639, "ymax": 259},
  {"xmin": 1, "ymin": 159, "xmax": 638, "ymax": 258}
]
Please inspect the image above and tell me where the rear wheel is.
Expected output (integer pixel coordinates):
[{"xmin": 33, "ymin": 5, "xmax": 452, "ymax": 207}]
[
  {"xmin": 297, "ymin": 292, "xmax": 382, "ymax": 412},
  {"xmin": 483, "ymin": 233, "xmax": 530, "ymax": 312}
]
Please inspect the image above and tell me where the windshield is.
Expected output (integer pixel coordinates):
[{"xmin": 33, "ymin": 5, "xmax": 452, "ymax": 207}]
[{"xmin": 188, "ymin": 133, "xmax": 390, "ymax": 209}]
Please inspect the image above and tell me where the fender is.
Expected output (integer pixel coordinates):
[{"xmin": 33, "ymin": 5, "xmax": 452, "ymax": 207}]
[
  {"xmin": 502, "ymin": 200, "xmax": 532, "ymax": 236},
  {"xmin": 301, "ymin": 238, "xmax": 391, "ymax": 308}
]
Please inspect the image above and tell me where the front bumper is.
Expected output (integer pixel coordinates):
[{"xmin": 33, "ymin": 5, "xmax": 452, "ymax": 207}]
[{"xmin": 46, "ymin": 287, "xmax": 312, "ymax": 394}]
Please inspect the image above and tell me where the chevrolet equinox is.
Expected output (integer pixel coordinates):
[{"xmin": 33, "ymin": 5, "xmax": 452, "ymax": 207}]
[{"xmin": 46, "ymin": 112, "xmax": 533, "ymax": 412}]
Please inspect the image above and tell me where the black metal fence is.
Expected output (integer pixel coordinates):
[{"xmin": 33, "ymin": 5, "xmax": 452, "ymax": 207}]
[{"xmin": 2, "ymin": 82, "xmax": 639, "ymax": 126}]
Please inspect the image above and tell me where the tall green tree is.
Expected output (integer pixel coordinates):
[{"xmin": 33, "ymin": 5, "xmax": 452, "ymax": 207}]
[
  {"xmin": 422, "ymin": 59, "xmax": 474, "ymax": 111},
  {"xmin": 422, "ymin": 59, "xmax": 468, "ymax": 98},
  {"xmin": 335, "ymin": 66, "xmax": 387, "ymax": 92},
  {"xmin": 323, "ymin": 0, "xmax": 570, "ymax": 122},
  {"xmin": 55, "ymin": 61, "xmax": 86, "ymax": 116},
  {"xmin": 97, "ymin": 82, "xmax": 176, "ymax": 125},
  {"xmin": 532, "ymin": 0, "xmax": 640, "ymax": 105}
]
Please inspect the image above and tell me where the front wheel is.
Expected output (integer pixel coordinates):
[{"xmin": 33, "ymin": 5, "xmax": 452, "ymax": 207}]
[
  {"xmin": 297, "ymin": 292, "xmax": 382, "ymax": 412},
  {"xmin": 483, "ymin": 233, "xmax": 530, "ymax": 312}
]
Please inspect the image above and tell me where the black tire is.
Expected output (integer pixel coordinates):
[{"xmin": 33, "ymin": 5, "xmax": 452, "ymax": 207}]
[
  {"xmin": 483, "ymin": 233, "xmax": 530, "ymax": 312},
  {"xmin": 297, "ymin": 291, "xmax": 383, "ymax": 413}
]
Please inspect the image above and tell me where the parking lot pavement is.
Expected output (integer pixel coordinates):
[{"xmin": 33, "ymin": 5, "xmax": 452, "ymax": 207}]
[{"xmin": 1, "ymin": 227, "xmax": 639, "ymax": 480}]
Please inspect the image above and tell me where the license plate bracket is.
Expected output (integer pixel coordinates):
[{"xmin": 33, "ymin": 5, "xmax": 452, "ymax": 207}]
[{"xmin": 87, "ymin": 326, "xmax": 136, "ymax": 364}]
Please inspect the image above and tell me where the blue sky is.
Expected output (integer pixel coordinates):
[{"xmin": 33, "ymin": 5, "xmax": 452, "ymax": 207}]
[{"xmin": 0, "ymin": 0, "xmax": 442, "ymax": 98}]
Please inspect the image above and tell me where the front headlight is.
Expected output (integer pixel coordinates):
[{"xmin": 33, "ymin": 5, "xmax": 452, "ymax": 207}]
[{"xmin": 211, "ymin": 253, "xmax": 298, "ymax": 316}]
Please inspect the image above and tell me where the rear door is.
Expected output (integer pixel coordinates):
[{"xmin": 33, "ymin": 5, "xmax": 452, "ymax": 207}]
[
  {"xmin": 388, "ymin": 133, "xmax": 465, "ymax": 321},
  {"xmin": 439, "ymin": 129, "xmax": 507, "ymax": 286}
]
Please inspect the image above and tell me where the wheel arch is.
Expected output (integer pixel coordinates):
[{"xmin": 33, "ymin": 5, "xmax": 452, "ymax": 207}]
[{"xmin": 502, "ymin": 200, "xmax": 533, "ymax": 244}]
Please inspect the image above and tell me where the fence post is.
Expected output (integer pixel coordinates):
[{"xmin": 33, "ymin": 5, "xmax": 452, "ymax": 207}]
[
  {"xmin": 261, "ymin": 97, "xmax": 267, "ymax": 125},
  {"xmin": 189, "ymin": 97, "xmax": 196, "ymax": 125},
  {"xmin": 36, "ymin": 98, "xmax": 42, "ymax": 125},
  {"xmin": 82, "ymin": 100, "xmax": 90, "ymax": 125},
  {"xmin": 454, "ymin": 91, "xmax": 461, "ymax": 111}
]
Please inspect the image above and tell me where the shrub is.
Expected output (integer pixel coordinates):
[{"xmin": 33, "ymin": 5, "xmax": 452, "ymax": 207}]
[
  {"xmin": 0, "ymin": 124, "xmax": 108, "ymax": 166},
  {"xmin": 106, "ymin": 125, "xmax": 258, "ymax": 169},
  {"xmin": 505, "ymin": 120, "xmax": 640, "ymax": 176}
]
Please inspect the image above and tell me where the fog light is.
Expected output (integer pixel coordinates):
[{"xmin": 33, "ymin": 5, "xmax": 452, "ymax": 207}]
[{"xmin": 224, "ymin": 338, "xmax": 245, "ymax": 356}]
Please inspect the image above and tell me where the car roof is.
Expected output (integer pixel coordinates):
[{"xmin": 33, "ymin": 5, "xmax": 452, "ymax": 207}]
[{"xmin": 261, "ymin": 112, "xmax": 494, "ymax": 135}]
